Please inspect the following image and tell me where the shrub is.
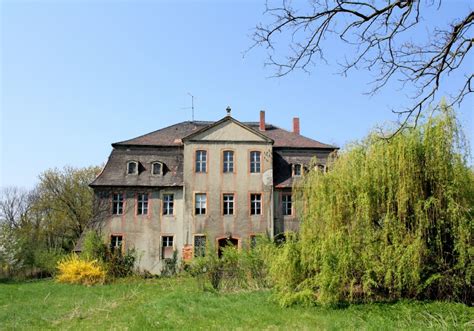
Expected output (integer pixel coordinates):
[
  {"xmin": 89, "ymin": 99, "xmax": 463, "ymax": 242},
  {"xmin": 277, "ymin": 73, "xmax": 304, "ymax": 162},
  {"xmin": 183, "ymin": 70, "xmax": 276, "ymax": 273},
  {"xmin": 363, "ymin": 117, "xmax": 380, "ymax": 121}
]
[
  {"xmin": 105, "ymin": 249, "xmax": 136, "ymax": 278},
  {"xmin": 56, "ymin": 254, "xmax": 106, "ymax": 285},
  {"xmin": 268, "ymin": 105, "xmax": 474, "ymax": 306},
  {"xmin": 161, "ymin": 250, "xmax": 179, "ymax": 277}
]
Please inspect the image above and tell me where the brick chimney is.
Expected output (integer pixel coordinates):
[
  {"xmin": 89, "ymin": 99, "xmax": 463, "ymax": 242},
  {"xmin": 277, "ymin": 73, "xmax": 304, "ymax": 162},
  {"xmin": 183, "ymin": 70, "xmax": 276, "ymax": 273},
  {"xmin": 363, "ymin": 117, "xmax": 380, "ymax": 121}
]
[
  {"xmin": 293, "ymin": 117, "xmax": 300, "ymax": 135},
  {"xmin": 259, "ymin": 110, "xmax": 266, "ymax": 131}
]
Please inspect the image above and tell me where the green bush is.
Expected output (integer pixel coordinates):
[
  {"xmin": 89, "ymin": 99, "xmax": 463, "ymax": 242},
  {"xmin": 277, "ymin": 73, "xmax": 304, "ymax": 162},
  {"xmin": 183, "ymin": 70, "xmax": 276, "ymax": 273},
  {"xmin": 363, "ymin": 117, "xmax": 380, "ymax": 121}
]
[{"xmin": 268, "ymin": 105, "xmax": 473, "ymax": 306}]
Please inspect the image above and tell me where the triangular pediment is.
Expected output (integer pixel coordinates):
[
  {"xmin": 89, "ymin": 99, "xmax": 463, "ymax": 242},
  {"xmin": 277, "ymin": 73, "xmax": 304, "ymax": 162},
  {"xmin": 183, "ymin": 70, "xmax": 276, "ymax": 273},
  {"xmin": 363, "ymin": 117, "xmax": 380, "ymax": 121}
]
[{"xmin": 182, "ymin": 117, "xmax": 273, "ymax": 143}]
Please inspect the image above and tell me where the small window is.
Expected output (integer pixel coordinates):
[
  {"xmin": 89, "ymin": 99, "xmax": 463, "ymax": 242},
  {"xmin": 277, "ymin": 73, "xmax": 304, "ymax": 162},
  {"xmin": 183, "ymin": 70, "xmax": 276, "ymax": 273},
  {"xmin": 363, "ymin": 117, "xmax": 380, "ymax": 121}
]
[
  {"xmin": 316, "ymin": 164, "xmax": 326, "ymax": 172},
  {"xmin": 163, "ymin": 194, "xmax": 174, "ymax": 215},
  {"xmin": 127, "ymin": 161, "xmax": 138, "ymax": 175},
  {"xmin": 194, "ymin": 235, "xmax": 206, "ymax": 257},
  {"xmin": 282, "ymin": 193, "xmax": 292, "ymax": 216},
  {"xmin": 152, "ymin": 162, "xmax": 163, "ymax": 175},
  {"xmin": 293, "ymin": 164, "xmax": 302, "ymax": 176},
  {"xmin": 250, "ymin": 193, "xmax": 262, "ymax": 215},
  {"xmin": 161, "ymin": 236, "xmax": 174, "ymax": 259},
  {"xmin": 195, "ymin": 150, "xmax": 207, "ymax": 173},
  {"xmin": 223, "ymin": 194, "xmax": 234, "ymax": 215},
  {"xmin": 223, "ymin": 151, "xmax": 234, "ymax": 173},
  {"xmin": 250, "ymin": 151, "xmax": 261, "ymax": 173},
  {"xmin": 195, "ymin": 193, "xmax": 207, "ymax": 215},
  {"xmin": 137, "ymin": 193, "xmax": 148, "ymax": 215},
  {"xmin": 250, "ymin": 235, "xmax": 258, "ymax": 249},
  {"xmin": 112, "ymin": 193, "xmax": 124, "ymax": 215},
  {"xmin": 110, "ymin": 235, "xmax": 123, "ymax": 252}
]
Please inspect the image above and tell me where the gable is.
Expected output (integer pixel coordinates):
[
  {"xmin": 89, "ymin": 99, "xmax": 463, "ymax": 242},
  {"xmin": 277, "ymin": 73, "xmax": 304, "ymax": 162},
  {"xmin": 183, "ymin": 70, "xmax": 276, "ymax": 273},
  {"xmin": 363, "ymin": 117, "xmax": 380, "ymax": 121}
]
[{"xmin": 183, "ymin": 117, "xmax": 272, "ymax": 143}]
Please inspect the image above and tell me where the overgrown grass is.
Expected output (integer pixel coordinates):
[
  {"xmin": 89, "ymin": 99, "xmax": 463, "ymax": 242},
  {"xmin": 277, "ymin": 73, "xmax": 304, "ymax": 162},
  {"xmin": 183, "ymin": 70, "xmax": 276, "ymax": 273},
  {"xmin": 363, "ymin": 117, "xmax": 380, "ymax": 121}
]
[{"xmin": 0, "ymin": 277, "xmax": 472, "ymax": 330}]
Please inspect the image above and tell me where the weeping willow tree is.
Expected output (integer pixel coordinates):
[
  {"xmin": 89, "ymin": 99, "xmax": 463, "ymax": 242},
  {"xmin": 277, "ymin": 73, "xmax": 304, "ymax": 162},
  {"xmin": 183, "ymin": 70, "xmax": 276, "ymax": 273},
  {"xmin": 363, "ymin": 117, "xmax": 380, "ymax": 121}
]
[{"xmin": 269, "ymin": 104, "xmax": 473, "ymax": 306}]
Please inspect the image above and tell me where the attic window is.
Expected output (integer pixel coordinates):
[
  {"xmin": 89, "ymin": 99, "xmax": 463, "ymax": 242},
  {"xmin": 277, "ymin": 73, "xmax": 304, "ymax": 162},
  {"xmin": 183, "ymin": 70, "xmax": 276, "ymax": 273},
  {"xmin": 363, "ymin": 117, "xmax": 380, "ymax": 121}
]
[
  {"xmin": 152, "ymin": 162, "xmax": 163, "ymax": 176},
  {"xmin": 293, "ymin": 164, "xmax": 302, "ymax": 176},
  {"xmin": 127, "ymin": 161, "xmax": 138, "ymax": 175}
]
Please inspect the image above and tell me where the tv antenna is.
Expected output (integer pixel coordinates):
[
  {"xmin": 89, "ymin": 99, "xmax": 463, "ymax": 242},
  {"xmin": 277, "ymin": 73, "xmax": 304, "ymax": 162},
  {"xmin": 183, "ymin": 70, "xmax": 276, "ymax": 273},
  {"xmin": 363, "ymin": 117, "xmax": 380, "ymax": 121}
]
[{"xmin": 181, "ymin": 93, "xmax": 195, "ymax": 122}]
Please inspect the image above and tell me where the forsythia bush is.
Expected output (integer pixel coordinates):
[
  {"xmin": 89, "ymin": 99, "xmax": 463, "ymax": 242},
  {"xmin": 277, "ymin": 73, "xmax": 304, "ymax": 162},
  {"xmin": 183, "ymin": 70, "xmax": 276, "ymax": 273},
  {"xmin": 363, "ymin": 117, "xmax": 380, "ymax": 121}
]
[{"xmin": 56, "ymin": 254, "xmax": 106, "ymax": 285}]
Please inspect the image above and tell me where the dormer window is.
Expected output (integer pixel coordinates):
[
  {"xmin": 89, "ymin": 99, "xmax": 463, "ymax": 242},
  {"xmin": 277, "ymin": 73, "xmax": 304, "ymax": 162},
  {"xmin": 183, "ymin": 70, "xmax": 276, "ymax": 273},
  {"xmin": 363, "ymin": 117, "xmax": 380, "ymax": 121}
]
[
  {"xmin": 127, "ymin": 161, "xmax": 138, "ymax": 175},
  {"xmin": 293, "ymin": 164, "xmax": 302, "ymax": 176},
  {"xmin": 152, "ymin": 162, "xmax": 163, "ymax": 176}
]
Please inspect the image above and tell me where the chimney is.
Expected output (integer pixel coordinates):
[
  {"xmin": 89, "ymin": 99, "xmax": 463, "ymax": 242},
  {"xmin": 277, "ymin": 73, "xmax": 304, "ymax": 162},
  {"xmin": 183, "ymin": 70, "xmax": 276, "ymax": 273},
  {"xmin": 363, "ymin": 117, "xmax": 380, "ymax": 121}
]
[
  {"xmin": 259, "ymin": 110, "xmax": 266, "ymax": 131},
  {"xmin": 293, "ymin": 117, "xmax": 300, "ymax": 135}
]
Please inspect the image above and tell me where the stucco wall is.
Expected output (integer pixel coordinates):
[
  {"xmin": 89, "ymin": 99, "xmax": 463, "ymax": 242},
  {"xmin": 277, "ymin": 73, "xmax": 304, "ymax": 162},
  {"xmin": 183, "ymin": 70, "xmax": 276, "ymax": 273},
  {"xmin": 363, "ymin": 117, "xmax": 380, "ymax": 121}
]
[
  {"xmin": 98, "ymin": 187, "xmax": 184, "ymax": 274},
  {"xmin": 183, "ymin": 129, "xmax": 273, "ymax": 249}
]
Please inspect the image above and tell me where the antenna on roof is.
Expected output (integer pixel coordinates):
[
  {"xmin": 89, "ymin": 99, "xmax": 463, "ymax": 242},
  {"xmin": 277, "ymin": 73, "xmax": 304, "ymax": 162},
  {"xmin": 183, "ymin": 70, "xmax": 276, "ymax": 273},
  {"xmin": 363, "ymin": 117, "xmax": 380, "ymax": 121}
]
[{"xmin": 181, "ymin": 93, "xmax": 195, "ymax": 122}]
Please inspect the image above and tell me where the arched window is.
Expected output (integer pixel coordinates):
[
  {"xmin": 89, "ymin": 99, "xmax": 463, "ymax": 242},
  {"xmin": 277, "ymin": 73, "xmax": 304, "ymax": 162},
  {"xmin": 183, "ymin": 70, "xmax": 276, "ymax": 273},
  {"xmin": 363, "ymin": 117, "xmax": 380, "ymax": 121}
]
[
  {"xmin": 152, "ymin": 162, "xmax": 163, "ymax": 176},
  {"xmin": 127, "ymin": 161, "xmax": 138, "ymax": 175}
]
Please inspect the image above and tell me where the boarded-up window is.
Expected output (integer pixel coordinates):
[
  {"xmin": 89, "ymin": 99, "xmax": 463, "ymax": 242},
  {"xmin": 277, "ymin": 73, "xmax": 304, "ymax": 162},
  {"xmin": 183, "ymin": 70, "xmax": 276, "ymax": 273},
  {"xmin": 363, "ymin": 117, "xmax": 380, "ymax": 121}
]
[
  {"xmin": 161, "ymin": 236, "xmax": 174, "ymax": 259},
  {"xmin": 194, "ymin": 235, "xmax": 206, "ymax": 257}
]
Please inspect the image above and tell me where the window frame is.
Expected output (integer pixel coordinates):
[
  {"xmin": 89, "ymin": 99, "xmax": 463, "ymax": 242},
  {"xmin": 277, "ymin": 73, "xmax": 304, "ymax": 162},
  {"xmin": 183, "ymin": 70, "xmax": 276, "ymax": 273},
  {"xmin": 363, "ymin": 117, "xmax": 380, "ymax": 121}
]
[
  {"xmin": 136, "ymin": 193, "xmax": 149, "ymax": 215},
  {"xmin": 127, "ymin": 161, "xmax": 138, "ymax": 175},
  {"xmin": 194, "ymin": 193, "xmax": 207, "ymax": 215},
  {"xmin": 151, "ymin": 162, "xmax": 163, "ymax": 176},
  {"xmin": 195, "ymin": 150, "xmax": 208, "ymax": 173},
  {"xmin": 194, "ymin": 234, "xmax": 207, "ymax": 257},
  {"xmin": 222, "ymin": 193, "xmax": 235, "ymax": 216},
  {"xmin": 222, "ymin": 150, "xmax": 235, "ymax": 173},
  {"xmin": 112, "ymin": 192, "xmax": 124, "ymax": 215},
  {"xmin": 110, "ymin": 234, "xmax": 124, "ymax": 252},
  {"xmin": 249, "ymin": 193, "xmax": 262, "ymax": 216},
  {"xmin": 281, "ymin": 192, "xmax": 293, "ymax": 216},
  {"xmin": 249, "ymin": 151, "xmax": 261, "ymax": 173},
  {"xmin": 162, "ymin": 193, "xmax": 174, "ymax": 216},
  {"xmin": 293, "ymin": 163, "xmax": 303, "ymax": 177}
]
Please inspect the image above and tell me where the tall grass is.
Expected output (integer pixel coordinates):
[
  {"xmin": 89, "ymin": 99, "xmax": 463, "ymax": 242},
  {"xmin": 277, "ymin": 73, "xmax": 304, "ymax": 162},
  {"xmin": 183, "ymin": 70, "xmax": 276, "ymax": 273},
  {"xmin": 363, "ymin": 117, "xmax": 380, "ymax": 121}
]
[{"xmin": 269, "ymin": 105, "xmax": 473, "ymax": 306}]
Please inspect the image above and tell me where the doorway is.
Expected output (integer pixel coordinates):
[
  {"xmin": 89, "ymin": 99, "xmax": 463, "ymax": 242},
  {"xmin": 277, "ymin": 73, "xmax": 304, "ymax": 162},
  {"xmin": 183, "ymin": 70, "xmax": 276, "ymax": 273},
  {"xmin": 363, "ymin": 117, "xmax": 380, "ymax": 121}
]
[{"xmin": 217, "ymin": 237, "xmax": 238, "ymax": 258}]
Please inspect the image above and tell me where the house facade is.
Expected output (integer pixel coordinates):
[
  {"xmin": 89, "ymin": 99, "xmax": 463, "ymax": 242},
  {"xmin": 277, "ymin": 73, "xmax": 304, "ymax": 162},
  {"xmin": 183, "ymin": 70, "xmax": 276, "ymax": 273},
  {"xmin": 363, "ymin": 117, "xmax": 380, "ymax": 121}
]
[{"xmin": 90, "ymin": 110, "xmax": 337, "ymax": 273}]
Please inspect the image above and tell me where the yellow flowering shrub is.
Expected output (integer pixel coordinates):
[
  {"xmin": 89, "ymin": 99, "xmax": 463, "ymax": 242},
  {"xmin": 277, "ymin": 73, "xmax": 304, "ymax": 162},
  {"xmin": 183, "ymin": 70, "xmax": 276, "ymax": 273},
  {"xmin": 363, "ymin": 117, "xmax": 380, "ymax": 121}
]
[{"xmin": 56, "ymin": 254, "xmax": 106, "ymax": 286}]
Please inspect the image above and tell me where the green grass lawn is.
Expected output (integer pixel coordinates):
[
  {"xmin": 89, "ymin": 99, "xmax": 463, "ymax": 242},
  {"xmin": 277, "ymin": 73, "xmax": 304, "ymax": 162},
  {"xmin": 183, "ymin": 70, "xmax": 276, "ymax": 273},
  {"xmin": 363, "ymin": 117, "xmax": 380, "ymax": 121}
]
[{"xmin": 0, "ymin": 277, "xmax": 472, "ymax": 330}]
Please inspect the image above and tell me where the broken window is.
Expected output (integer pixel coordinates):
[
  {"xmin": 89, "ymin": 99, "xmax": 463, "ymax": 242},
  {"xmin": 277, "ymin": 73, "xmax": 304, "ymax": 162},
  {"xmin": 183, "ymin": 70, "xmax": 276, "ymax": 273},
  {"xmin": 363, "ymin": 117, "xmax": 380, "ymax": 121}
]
[
  {"xmin": 127, "ymin": 161, "xmax": 138, "ymax": 174},
  {"xmin": 112, "ymin": 193, "xmax": 124, "ymax": 215},
  {"xmin": 194, "ymin": 235, "xmax": 206, "ymax": 257},
  {"xmin": 195, "ymin": 150, "xmax": 207, "ymax": 173},
  {"xmin": 223, "ymin": 150, "xmax": 234, "ymax": 173},
  {"xmin": 195, "ymin": 193, "xmax": 207, "ymax": 215},
  {"xmin": 110, "ymin": 235, "xmax": 123, "ymax": 252},
  {"xmin": 161, "ymin": 236, "xmax": 174, "ymax": 259},
  {"xmin": 250, "ymin": 151, "xmax": 261, "ymax": 173},
  {"xmin": 163, "ymin": 194, "xmax": 174, "ymax": 215},
  {"xmin": 250, "ymin": 193, "xmax": 262, "ymax": 215},
  {"xmin": 137, "ymin": 193, "xmax": 148, "ymax": 215},
  {"xmin": 282, "ymin": 193, "xmax": 292, "ymax": 216},
  {"xmin": 223, "ymin": 194, "xmax": 234, "ymax": 215}
]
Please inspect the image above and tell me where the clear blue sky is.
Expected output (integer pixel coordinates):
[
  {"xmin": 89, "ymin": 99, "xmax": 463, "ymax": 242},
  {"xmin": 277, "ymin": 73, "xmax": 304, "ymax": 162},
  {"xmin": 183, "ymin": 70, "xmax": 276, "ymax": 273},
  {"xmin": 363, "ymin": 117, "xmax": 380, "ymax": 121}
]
[{"xmin": 1, "ymin": 0, "xmax": 472, "ymax": 188}]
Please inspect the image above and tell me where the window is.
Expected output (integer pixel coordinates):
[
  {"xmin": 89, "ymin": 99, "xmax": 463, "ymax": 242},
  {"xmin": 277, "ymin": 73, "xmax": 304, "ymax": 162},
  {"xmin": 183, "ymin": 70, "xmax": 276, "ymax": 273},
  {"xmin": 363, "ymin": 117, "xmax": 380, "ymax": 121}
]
[
  {"xmin": 195, "ymin": 193, "xmax": 207, "ymax": 215},
  {"xmin": 250, "ymin": 151, "xmax": 261, "ymax": 173},
  {"xmin": 293, "ymin": 164, "xmax": 302, "ymax": 176},
  {"xmin": 152, "ymin": 162, "xmax": 163, "ymax": 175},
  {"xmin": 163, "ymin": 194, "xmax": 174, "ymax": 215},
  {"xmin": 194, "ymin": 235, "xmax": 206, "ymax": 257},
  {"xmin": 110, "ymin": 235, "xmax": 123, "ymax": 252},
  {"xmin": 127, "ymin": 161, "xmax": 138, "ymax": 174},
  {"xmin": 161, "ymin": 236, "xmax": 174, "ymax": 259},
  {"xmin": 250, "ymin": 235, "xmax": 258, "ymax": 249},
  {"xmin": 195, "ymin": 150, "xmax": 207, "ymax": 173},
  {"xmin": 137, "ymin": 193, "xmax": 148, "ymax": 215},
  {"xmin": 112, "ymin": 193, "xmax": 124, "ymax": 215},
  {"xmin": 223, "ymin": 194, "xmax": 234, "ymax": 215},
  {"xmin": 223, "ymin": 150, "xmax": 234, "ymax": 173},
  {"xmin": 282, "ymin": 193, "xmax": 292, "ymax": 216},
  {"xmin": 250, "ymin": 193, "xmax": 262, "ymax": 215}
]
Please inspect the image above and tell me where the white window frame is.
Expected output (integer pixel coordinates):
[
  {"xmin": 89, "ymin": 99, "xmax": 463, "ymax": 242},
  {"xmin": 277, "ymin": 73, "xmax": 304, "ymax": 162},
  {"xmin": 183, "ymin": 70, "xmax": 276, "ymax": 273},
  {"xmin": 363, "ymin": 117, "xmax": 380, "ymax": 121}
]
[
  {"xmin": 223, "ymin": 194, "xmax": 234, "ymax": 215},
  {"xmin": 163, "ymin": 194, "xmax": 174, "ymax": 215},
  {"xmin": 137, "ymin": 193, "xmax": 148, "ymax": 215},
  {"xmin": 112, "ymin": 193, "xmax": 124, "ymax": 215},
  {"xmin": 195, "ymin": 150, "xmax": 207, "ymax": 173},
  {"xmin": 250, "ymin": 193, "xmax": 262, "ymax": 215},
  {"xmin": 195, "ymin": 193, "xmax": 207, "ymax": 215},
  {"xmin": 282, "ymin": 193, "xmax": 292, "ymax": 216},
  {"xmin": 223, "ymin": 150, "xmax": 234, "ymax": 173},
  {"xmin": 250, "ymin": 151, "xmax": 261, "ymax": 173}
]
